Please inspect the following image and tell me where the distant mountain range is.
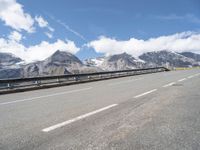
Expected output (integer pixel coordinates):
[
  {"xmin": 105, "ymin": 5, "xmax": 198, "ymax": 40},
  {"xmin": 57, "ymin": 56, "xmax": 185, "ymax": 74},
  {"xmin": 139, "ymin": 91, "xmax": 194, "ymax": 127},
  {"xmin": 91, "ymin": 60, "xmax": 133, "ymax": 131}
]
[
  {"xmin": 139, "ymin": 51, "xmax": 199, "ymax": 67},
  {"xmin": 0, "ymin": 50, "xmax": 200, "ymax": 79},
  {"xmin": 85, "ymin": 50, "xmax": 200, "ymax": 69},
  {"xmin": 23, "ymin": 50, "xmax": 100, "ymax": 77},
  {"xmin": 0, "ymin": 52, "xmax": 24, "ymax": 79},
  {"xmin": 0, "ymin": 50, "xmax": 101, "ymax": 79},
  {"xmin": 84, "ymin": 53, "xmax": 145, "ymax": 71},
  {"xmin": 0, "ymin": 52, "xmax": 22, "ymax": 67},
  {"xmin": 180, "ymin": 52, "xmax": 200, "ymax": 62}
]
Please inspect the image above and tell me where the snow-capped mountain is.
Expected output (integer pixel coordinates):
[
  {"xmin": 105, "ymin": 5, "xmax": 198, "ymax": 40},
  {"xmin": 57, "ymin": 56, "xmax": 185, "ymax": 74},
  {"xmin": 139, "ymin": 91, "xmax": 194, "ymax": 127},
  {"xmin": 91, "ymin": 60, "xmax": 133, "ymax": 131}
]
[
  {"xmin": 100, "ymin": 53, "xmax": 145, "ymax": 71},
  {"xmin": 84, "ymin": 57, "xmax": 105, "ymax": 67},
  {"xmin": 23, "ymin": 50, "xmax": 101, "ymax": 77},
  {"xmin": 85, "ymin": 53, "xmax": 145, "ymax": 71},
  {"xmin": 0, "ymin": 52, "xmax": 24, "ymax": 79},
  {"xmin": 0, "ymin": 52, "xmax": 23, "ymax": 68},
  {"xmin": 1, "ymin": 50, "xmax": 200, "ymax": 79},
  {"xmin": 139, "ymin": 50, "xmax": 200, "ymax": 68},
  {"xmin": 85, "ymin": 51, "xmax": 200, "ymax": 71}
]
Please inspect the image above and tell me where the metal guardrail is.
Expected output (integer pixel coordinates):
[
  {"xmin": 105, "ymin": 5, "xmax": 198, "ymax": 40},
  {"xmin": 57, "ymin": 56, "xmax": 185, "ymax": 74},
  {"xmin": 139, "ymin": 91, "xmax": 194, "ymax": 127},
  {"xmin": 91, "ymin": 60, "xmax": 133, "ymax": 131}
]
[{"xmin": 0, "ymin": 67, "xmax": 169, "ymax": 94}]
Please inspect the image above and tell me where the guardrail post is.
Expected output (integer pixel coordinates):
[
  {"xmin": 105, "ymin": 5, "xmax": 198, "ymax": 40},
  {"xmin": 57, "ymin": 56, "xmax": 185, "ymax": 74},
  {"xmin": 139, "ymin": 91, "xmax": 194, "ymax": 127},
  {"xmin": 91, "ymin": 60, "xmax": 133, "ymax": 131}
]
[
  {"xmin": 87, "ymin": 76, "xmax": 91, "ymax": 80},
  {"xmin": 57, "ymin": 78, "xmax": 60, "ymax": 83},
  {"xmin": 35, "ymin": 80, "xmax": 41, "ymax": 86},
  {"xmin": 7, "ymin": 83, "xmax": 11, "ymax": 89},
  {"xmin": 74, "ymin": 77, "xmax": 79, "ymax": 81}
]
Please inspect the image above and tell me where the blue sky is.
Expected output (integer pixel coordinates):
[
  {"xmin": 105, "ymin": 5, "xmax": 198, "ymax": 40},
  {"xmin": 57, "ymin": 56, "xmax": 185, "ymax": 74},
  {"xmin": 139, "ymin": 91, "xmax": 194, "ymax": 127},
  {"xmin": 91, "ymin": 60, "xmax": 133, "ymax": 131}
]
[{"xmin": 0, "ymin": 0, "xmax": 200, "ymax": 62}]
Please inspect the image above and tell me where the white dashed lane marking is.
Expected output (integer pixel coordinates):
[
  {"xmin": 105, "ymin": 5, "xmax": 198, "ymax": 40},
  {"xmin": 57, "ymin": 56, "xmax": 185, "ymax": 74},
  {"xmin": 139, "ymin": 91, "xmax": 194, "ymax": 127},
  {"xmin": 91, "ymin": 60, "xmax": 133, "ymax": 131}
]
[
  {"xmin": 178, "ymin": 78, "xmax": 186, "ymax": 82},
  {"xmin": 134, "ymin": 89, "xmax": 157, "ymax": 98},
  {"xmin": 0, "ymin": 87, "xmax": 92, "ymax": 106},
  {"xmin": 162, "ymin": 82, "xmax": 176, "ymax": 88},
  {"xmin": 42, "ymin": 104, "xmax": 118, "ymax": 132}
]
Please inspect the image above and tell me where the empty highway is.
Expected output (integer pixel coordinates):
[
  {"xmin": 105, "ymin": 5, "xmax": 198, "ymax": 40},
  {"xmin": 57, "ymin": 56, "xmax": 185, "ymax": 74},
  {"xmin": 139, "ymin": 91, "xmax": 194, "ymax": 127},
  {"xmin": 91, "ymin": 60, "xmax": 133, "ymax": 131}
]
[{"xmin": 0, "ymin": 69, "xmax": 200, "ymax": 150}]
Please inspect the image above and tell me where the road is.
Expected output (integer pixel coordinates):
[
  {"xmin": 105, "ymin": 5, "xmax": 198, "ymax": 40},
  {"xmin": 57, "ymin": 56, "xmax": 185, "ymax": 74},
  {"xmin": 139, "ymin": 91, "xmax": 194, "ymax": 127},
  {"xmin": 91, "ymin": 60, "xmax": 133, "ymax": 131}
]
[{"xmin": 0, "ymin": 69, "xmax": 200, "ymax": 150}]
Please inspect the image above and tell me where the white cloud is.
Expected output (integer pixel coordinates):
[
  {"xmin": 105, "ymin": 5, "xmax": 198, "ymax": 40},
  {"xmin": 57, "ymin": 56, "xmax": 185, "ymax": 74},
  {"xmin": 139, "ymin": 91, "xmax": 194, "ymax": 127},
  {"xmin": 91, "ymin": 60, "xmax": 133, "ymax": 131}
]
[
  {"xmin": 48, "ymin": 26, "xmax": 54, "ymax": 32},
  {"xmin": 0, "ymin": 38, "xmax": 26, "ymax": 59},
  {"xmin": 45, "ymin": 32, "xmax": 53, "ymax": 38},
  {"xmin": 25, "ymin": 40, "xmax": 80, "ymax": 62},
  {"xmin": 0, "ymin": 1, "xmax": 80, "ymax": 63},
  {"xmin": 35, "ymin": 16, "xmax": 48, "ymax": 28},
  {"xmin": 8, "ymin": 31, "xmax": 22, "ymax": 42},
  {"xmin": 87, "ymin": 31, "xmax": 200, "ymax": 57},
  {"xmin": 0, "ymin": 38, "xmax": 80, "ymax": 62},
  {"xmin": 0, "ymin": 0, "xmax": 35, "ymax": 33},
  {"xmin": 35, "ymin": 15, "xmax": 55, "ymax": 37}
]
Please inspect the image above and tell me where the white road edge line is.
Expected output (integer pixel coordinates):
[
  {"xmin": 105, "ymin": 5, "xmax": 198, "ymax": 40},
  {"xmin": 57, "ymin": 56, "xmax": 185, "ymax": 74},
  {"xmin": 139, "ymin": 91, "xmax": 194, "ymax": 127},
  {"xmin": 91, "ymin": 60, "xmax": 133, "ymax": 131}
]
[
  {"xmin": 108, "ymin": 78, "xmax": 143, "ymax": 86},
  {"xmin": 0, "ymin": 87, "xmax": 92, "ymax": 106},
  {"xmin": 178, "ymin": 78, "xmax": 186, "ymax": 82},
  {"xmin": 42, "ymin": 104, "xmax": 118, "ymax": 132},
  {"xmin": 162, "ymin": 82, "xmax": 176, "ymax": 88},
  {"xmin": 134, "ymin": 89, "xmax": 157, "ymax": 98}
]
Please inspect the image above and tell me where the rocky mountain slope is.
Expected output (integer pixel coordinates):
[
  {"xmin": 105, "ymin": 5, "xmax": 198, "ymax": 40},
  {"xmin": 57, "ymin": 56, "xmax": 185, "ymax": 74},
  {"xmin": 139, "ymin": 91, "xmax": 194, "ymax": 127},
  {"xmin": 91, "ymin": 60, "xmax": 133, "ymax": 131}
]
[
  {"xmin": 0, "ymin": 52, "xmax": 23, "ymax": 79},
  {"xmin": 85, "ymin": 51, "xmax": 200, "ymax": 70},
  {"xmin": 23, "ymin": 50, "xmax": 101, "ymax": 77},
  {"xmin": 1, "ymin": 50, "xmax": 200, "ymax": 79},
  {"xmin": 100, "ymin": 53, "xmax": 145, "ymax": 71},
  {"xmin": 139, "ymin": 50, "xmax": 199, "ymax": 67},
  {"xmin": 0, "ymin": 50, "xmax": 101, "ymax": 79},
  {"xmin": 0, "ymin": 52, "xmax": 22, "ymax": 68},
  {"xmin": 180, "ymin": 52, "xmax": 200, "ymax": 62},
  {"xmin": 85, "ymin": 53, "xmax": 145, "ymax": 71},
  {"xmin": 84, "ymin": 57, "xmax": 105, "ymax": 67}
]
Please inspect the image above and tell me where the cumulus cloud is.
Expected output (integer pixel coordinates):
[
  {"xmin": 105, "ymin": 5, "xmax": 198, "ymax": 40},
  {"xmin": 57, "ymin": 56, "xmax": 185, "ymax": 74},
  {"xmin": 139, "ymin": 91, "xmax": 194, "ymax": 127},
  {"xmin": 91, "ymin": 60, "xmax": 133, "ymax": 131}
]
[
  {"xmin": 87, "ymin": 31, "xmax": 200, "ymax": 57},
  {"xmin": 35, "ymin": 16, "xmax": 48, "ymax": 28},
  {"xmin": 25, "ymin": 40, "xmax": 80, "ymax": 62},
  {"xmin": 0, "ymin": 0, "xmax": 35, "ymax": 33},
  {"xmin": 0, "ymin": 0, "xmax": 79, "ymax": 63},
  {"xmin": 8, "ymin": 31, "xmax": 22, "ymax": 42},
  {"xmin": 35, "ymin": 15, "xmax": 54, "ymax": 31},
  {"xmin": 35, "ymin": 16, "xmax": 55, "ymax": 38},
  {"xmin": 0, "ymin": 38, "xmax": 80, "ymax": 62}
]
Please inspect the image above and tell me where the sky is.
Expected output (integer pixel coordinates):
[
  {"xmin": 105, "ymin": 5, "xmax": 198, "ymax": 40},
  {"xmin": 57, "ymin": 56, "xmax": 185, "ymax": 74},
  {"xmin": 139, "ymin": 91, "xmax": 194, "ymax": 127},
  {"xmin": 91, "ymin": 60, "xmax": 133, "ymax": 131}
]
[{"xmin": 0, "ymin": 0, "xmax": 200, "ymax": 62}]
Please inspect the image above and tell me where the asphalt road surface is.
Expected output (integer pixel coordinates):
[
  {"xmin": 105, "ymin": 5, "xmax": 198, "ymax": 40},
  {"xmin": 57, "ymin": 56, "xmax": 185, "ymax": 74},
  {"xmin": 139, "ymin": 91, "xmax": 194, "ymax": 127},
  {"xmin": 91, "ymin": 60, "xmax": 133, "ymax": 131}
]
[{"xmin": 0, "ymin": 69, "xmax": 200, "ymax": 150}]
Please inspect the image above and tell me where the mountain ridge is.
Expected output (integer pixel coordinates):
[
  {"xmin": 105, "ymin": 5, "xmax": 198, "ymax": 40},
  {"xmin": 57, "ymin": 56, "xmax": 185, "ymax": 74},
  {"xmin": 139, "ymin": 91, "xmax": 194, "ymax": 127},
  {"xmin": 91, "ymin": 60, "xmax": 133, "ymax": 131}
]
[{"xmin": 0, "ymin": 50, "xmax": 200, "ymax": 79}]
